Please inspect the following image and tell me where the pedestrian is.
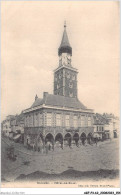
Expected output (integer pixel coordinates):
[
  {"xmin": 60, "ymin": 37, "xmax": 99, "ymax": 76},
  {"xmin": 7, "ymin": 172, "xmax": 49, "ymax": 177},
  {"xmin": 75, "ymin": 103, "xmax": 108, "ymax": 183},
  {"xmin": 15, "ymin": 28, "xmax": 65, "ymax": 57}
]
[
  {"xmin": 95, "ymin": 136, "xmax": 98, "ymax": 146},
  {"xmin": 46, "ymin": 144, "xmax": 48, "ymax": 154},
  {"xmin": 49, "ymin": 144, "xmax": 51, "ymax": 151},
  {"xmin": 52, "ymin": 143, "xmax": 54, "ymax": 151},
  {"xmin": 61, "ymin": 142, "xmax": 63, "ymax": 149}
]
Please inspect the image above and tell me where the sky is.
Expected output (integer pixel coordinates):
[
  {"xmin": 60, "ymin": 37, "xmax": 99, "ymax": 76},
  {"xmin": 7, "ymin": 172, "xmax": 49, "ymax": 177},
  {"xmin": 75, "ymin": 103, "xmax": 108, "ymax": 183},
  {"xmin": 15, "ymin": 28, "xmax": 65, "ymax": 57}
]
[{"xmin": 1, "ymin": 1, "xmax": 120, "ymax": 121}]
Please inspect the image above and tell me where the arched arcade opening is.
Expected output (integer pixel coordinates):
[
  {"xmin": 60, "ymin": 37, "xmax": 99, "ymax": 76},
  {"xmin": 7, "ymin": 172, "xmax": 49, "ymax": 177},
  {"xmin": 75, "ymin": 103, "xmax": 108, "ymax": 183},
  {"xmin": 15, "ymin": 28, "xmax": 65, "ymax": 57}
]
[
  {"xmin": 55, "ymin": 133, "xmax": 63, "ymax": 148},
  {"xmin": 87, "ymin": 133, "xmax": 92, "ymax": 144},
  {"xmin": 73, "ymin": 133, "xmax": 79, "ymax": 146},
  {"xmin": 45, "ymin": 133, "xmax": 54, "ymax": 145},
  {"xmin": 64, "ymin": 133, "xmax": 72, "ymax": 147},
  {"xmin": 80, "ymin": 132, "xmax": 86, "ymax": 145}
]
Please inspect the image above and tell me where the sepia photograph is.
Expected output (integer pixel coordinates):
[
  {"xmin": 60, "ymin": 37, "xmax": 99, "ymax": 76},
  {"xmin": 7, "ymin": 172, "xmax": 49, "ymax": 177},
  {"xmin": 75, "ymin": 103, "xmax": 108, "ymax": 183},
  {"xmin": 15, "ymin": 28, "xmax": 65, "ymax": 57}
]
[{"xmin": 1, "ymin": 1, "xmax": 120, "ymax": 189}]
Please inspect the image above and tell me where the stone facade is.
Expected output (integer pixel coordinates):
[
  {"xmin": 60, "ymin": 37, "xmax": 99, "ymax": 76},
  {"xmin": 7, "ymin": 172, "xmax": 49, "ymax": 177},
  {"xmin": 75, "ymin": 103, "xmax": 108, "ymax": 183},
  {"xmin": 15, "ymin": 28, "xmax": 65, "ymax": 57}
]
[
  {"xmin": 24, "ymin": 105, "xmax": 94, "ymax": 147},
  {"xmin": 54, "ymin": 66, "xmax": 78, "ymax": 98}
]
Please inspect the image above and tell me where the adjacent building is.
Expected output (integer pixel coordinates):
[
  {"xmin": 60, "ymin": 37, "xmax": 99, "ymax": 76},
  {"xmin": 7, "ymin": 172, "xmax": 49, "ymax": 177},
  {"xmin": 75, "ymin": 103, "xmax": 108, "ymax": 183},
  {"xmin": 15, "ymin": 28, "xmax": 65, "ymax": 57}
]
[
  {"xmin": 11, "ymin": 112, "xmax": 24, "ymax": 142},
  {"xmin": 93, "ymin": 113, "xmax": 119, "ymax": 140},
  {"xmin": 11, "ymin": 112, "xmax": 24, "ymax": 134},
  {"xmin": 2, "ymin": 115, "xmax": 15, "ymax": 137},
  {"xmin": 2, "ymin": 113, "xmax": 24, "ymax": 142},
  {"xmin": 93, "ymin": 113, "xmax": 108, "ymax": 140},
  {"xmin": 103, "ymin": 113, "xmax": 119, "ymax": 139}
]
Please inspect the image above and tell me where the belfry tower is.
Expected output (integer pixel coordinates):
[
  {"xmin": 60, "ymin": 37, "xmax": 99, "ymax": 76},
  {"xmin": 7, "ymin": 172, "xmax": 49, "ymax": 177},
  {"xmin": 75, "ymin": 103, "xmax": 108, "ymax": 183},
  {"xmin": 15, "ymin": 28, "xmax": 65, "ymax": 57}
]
[{"xmin": 54, "ymin": 22, "xmax": 78, "ymax": 98}]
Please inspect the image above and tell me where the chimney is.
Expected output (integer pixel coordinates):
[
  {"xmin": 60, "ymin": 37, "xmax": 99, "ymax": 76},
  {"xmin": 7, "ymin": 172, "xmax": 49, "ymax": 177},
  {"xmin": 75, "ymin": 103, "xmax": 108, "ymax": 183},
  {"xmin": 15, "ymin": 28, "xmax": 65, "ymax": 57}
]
[
  {"xmin": 35, "ymin": 94, "xmax": 38, "ymax": 101},
  {"xmin": 43, "ymin": 92, "xmax": 48, "ymax": 99}
]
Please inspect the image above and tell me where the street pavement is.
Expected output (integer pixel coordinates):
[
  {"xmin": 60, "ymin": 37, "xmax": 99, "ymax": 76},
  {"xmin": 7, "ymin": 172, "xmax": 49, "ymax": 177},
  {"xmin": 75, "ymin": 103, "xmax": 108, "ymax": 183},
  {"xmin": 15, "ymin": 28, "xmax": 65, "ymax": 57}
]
[{"xmin": 1, "ymin": 137, "xmax": 119, "ymax": 182}]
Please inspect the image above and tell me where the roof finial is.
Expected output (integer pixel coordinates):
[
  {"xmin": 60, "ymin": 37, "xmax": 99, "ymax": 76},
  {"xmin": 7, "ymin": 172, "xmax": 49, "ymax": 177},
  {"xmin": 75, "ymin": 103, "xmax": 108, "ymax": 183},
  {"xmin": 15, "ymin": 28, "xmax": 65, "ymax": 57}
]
[{"xmin": 64, "ymin": 21, "xmax": 66, "ymax": 29}]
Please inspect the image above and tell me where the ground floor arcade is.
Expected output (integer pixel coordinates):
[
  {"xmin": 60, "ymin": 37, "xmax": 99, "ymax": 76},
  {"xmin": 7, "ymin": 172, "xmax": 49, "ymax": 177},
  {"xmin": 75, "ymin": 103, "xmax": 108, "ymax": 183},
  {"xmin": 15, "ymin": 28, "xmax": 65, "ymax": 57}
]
[{"xmin": 24, "ymin": 126, "xmax": 95, "ymax": 151}]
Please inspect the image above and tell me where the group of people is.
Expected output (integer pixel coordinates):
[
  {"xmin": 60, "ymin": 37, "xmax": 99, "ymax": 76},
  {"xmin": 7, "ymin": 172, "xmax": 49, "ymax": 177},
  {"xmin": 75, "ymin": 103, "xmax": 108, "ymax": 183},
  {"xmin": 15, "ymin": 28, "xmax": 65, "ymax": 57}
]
[
  {"xmin": 26, "ymin": 136, "xmax": 99, "ymax": 153},
  {"xmin": 66, "ymin": 136, "xmax": 98, "ymax": 148}
]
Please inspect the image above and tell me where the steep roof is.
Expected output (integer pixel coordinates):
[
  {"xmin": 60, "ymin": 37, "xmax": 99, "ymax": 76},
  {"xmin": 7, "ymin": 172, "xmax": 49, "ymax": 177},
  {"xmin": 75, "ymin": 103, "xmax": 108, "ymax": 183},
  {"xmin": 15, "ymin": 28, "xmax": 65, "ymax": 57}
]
[
  {"xmin": 59, "ymin": 27, "xmax": 71, "ymax": 48},
  {"xmin": 58, "ymin": 23, "xmax": 72, "ymax": 56},
  {"xmin": 31, "ymin": 98, "xmax": 44, "ymax": 108},
  {"xmin": 31, "ymin": 93, "xmax": 87, "ymax": 110},
  {"xmin": 93, "ymin": 113, "xmax": 109, "ymax": 125},
  {"xmin": 16, "ymin": 112, "xmax": 24, "ymax": 122}
]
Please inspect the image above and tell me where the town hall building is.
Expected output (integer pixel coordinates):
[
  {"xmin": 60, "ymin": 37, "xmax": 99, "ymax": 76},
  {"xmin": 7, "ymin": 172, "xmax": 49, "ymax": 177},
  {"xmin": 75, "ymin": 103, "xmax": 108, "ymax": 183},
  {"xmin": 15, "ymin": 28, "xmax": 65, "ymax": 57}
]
[{"xmin": 23, "ymin": 23, "xmax": 94, "ymax": 149}]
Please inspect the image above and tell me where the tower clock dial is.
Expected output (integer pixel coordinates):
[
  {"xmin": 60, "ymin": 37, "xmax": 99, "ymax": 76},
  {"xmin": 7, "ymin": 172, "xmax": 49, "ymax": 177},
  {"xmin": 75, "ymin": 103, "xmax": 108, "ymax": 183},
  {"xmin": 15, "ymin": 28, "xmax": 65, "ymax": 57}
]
[{"xmin": 62, "ymin": 54, "xmax": 67, "ymax": 65}]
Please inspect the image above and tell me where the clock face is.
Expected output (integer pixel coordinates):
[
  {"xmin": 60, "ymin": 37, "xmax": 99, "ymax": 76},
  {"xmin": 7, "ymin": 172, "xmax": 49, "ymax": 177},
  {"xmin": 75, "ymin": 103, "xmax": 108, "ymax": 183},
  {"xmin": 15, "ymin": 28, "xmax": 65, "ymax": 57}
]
[{"xmin": 62, "ymin": 53, "xmax": 68, "ymax": 65}]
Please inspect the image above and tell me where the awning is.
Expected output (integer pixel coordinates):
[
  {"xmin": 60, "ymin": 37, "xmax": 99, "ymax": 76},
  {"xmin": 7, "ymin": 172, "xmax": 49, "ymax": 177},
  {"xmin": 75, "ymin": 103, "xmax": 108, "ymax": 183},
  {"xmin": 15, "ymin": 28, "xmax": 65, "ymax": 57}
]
[
  {"xmin": 93, "ymin": 133, "xmax": 101, "ymax": 138},
  {"xmin": 13, "ymin": 134, "xmax": 21, "ymax": 141}
]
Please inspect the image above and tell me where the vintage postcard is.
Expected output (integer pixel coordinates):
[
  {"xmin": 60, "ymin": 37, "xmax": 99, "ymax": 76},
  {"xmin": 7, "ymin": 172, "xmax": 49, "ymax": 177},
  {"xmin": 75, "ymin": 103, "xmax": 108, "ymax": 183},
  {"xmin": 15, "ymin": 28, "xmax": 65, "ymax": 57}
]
[{"xmin": 1, "ymin": 0, "xmax": 120, "ymax": 189}]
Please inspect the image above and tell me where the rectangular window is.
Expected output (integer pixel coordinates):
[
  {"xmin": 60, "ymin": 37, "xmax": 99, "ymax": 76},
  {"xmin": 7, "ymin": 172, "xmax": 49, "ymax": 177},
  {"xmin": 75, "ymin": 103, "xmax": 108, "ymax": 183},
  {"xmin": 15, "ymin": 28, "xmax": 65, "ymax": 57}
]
[
  {"xmin": 34, "ymin": 114, "xmax": 38, "ymax": 127},
  {"xmin": 27, "ymin": 116, "xmax": 29, "ymax": 127},
  {"xmin": 65, "ymin": 115, "xmax": 70, "ymax": 127},
  {"xmin": 47, "ymin": 113, "xmax": 52, "ymax": 126},
  {"xmin": 81, "ymin": 116, "xmax": 85, "ymax": 127},
  {"xmin": 88, "ymin": 116, "xmax": 92, "ymax": 126},
  {"xmin": 74, "ymin": 115, "xmax": 78, "ymax": 128},
  {"xmin": 25, "ymin": 117, "xmax": 27, "ymax": 127},
  {"xmin": 39, "ymin": 113, "xmax": 43, "ymax": 126},
  {"xmin": 29, "ymin": 115, "xmax": 32, "ymax": 127},
  {"xmin": 56, "ymin": 114, "xmax": 61, "ymax": 126},
  {"xmin": 30, "ymin": 115, "xmax": 33, "ymax": 127}
]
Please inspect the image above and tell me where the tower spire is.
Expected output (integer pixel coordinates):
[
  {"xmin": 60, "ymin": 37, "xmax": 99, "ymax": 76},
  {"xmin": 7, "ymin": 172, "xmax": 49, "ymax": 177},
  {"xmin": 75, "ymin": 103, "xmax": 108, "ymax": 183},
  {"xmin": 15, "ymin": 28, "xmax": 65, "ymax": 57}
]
[
  {"xmin": 64, "ymin": 21, "xmax": 66, "ymax": 28},
  {"xmin": 58, "ymin": 22, "xmax": 72, "ymax": 56}
]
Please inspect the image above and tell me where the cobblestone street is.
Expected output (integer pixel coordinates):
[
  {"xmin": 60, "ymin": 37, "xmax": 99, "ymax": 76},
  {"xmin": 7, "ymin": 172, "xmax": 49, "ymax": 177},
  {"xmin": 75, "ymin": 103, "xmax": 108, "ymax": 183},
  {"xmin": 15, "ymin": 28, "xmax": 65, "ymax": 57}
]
[{"xmin": 1, "ymin": 137, "xmax": 119, "ymax": 183}]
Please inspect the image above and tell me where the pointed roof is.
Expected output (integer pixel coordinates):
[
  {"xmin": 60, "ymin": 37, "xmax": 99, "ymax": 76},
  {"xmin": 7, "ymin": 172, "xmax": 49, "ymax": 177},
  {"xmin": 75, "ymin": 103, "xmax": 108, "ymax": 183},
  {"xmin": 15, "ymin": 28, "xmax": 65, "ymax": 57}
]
[
  {"xmin": 60, "ymin": 23, "xmax": 71, "ymax": 48},
  {"xmin": 58, "ymin": 22, "xmax": 72, "ymax": 56},
  {"xmin": 93, "ymin": 113, "xmax": 109, "ymax": 125}
]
